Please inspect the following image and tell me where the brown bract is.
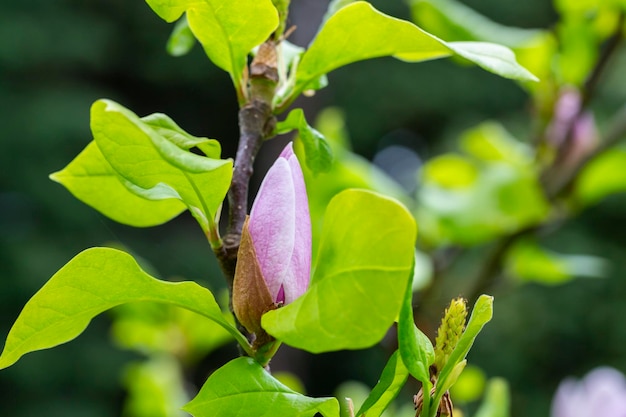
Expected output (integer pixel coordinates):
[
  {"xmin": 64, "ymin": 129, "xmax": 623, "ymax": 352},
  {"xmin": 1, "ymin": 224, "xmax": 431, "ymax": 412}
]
[{"xmin": 232, "ymin": 217, "xmax": 276, "ymax": 336}]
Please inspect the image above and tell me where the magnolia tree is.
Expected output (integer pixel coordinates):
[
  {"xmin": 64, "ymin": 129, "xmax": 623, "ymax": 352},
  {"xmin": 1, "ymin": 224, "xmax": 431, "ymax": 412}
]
[{"xmin": 2, "ymin": 0, "xmax": 626, "ymax": 416}]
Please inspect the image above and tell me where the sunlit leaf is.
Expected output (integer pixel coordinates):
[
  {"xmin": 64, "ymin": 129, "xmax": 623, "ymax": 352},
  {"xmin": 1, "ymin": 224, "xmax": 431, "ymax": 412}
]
[
  {"xmin": 356, "ymin": 350, "xmax": 410, "ymax": 417},
  {"xmin": 0, "ymin": 248, "xmax": 248, "ymax": 370},
  {"xmin": 90, "ymin": 99, "xmax": 232, "ymax": 233},
  {"xmin": 145, "ymin": 0, "xmax": 278, "ymax": 90},
  {"xmin": 446, "ymin": 41, "xmax": 538, "ymax": 82},
  {"xmin": 295, "ymin": 2, "xmax": 450, "ymax": 95},
  {"xmin": 410, "ymin": 0, "xmax": 552, "ymax": 86},
  {"xmin": 262, "ymin": 190, "xmax": 416, "ymax": 353},
  {"xmin": 293, "ymin": 2, "xmax": 537, "ymax": 100},
  {"xmin": 410, "ymin": 0, "xmax": 542, "ymax": 47},
  {"xmin": 183, "ymin": 357, "xmax": 339, "ymax": 417},
  {"xmin": 50, "ymin": 141, "xmax": 186, "ymax": 227}
]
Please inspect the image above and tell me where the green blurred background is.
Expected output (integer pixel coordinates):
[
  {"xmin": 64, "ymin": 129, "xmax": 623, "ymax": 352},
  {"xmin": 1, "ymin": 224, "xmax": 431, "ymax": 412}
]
[{"xmin": 1, "ymin": 0, "xmax": 626, "ymax": 416}]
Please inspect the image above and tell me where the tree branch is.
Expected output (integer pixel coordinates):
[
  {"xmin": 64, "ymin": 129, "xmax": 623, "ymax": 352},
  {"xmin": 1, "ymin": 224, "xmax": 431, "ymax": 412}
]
[{"xmin": 215, "ymin": 40, "xmax": 279, "ymax": 291}]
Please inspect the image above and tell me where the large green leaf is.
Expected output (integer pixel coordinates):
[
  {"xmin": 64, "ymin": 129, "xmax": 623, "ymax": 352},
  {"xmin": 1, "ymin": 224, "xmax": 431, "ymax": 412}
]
[
  {"xmin": 295, "ymin": 2, "xmax": 450, "ymax": 95},
  {"xmin": 293, "ymin": 2, "xmax": 536, "ymax": 97},
  {"xmin": 50, "ymin": 141, "xmax": 186, "ymax": 227},
  {"xmin": 0, "ymin": 248, "xmax": 249, "ymax": 370},
  {"xmin": 262, "ymin": 189, "xmax": 417, "ymax": 353},
  {"xmin": 183, "ymin": 357, "xmax": 339, "ymax": 417},
  {"xmin": 356, "ymin": 350, "xmax": 409, "ymax": 417},
  {"xmin": 90, "ymin": 99, "xmax": 232, "ymax": 234},
  {"xmin": 145, "ymin": 0, "xmax": 278, "ymax": 90}
]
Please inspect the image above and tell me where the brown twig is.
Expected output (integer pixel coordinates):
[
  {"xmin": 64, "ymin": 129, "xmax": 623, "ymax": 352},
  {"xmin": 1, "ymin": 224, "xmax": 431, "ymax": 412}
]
[{"xmin": 215, "ymin": 40, "xmax": 279, "ymax": 292}]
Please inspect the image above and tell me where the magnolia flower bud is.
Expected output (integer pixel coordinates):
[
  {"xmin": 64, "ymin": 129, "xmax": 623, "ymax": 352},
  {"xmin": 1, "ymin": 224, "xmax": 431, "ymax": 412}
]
[
  {"xmin": 233, "ymin": 142, "xmax": 311, "ymax": 337},
  {"xmin": 551, "ymin": 367, "xmax": 626, "ymax": 417}
]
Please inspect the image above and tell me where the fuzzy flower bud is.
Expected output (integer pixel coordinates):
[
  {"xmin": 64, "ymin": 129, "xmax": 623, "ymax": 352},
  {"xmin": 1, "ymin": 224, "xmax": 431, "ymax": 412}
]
[
  {"xmin": 232, "ymin": 142, "xmax": 311, "ymax": 337},
  {"xmin": 433, "ymin": 298, "xmax": 468, "ymax": 375}
]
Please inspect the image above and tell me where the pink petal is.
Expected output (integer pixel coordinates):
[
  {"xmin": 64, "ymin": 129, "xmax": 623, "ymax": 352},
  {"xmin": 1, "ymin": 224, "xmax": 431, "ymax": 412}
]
[
  {"xmin": 282, "ymin": 147, "xmax": 311, "ymax": 303},
  {"xmin": 248, "ymin": 157, "xmax": 296, "ymax": 302}
]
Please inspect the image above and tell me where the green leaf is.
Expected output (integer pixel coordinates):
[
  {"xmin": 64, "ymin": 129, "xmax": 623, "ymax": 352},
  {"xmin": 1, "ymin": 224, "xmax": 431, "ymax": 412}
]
[
  {"xmin": 410, "ymin": 0, "xmax": 542, "ymax": 47},
  {"xmin": 145, "ymin": 0, "xmax": 278, "ymax": 91},
  {"xmin": 293, "ymin": 2, "xmax": 536, "ymax": 100},
  {"xmin": 276, "ymin": 108, "xmax": 333, "ymax": 174},
  {"xmin": 446, "ymin": 42, "xmax": 539, "ymax": 82},
  {"xmin": 321, "ymin": 0, "xmax": 358, "ymax": 26},
  {"xmin": 433, "ymin": 295, "xmax": 493, "ymax": 410},
  {"xmin": 141, "ymin": 113, "xmax": 222, "ymax": 158},
  {"xmin": 459, "ymin": 122, "xmax": 533, "ymax": 167},
  {"xmin": 50, "ymin": 141, "xmax": 186, "ymax": 227},
  {"xmin": 183, "ymin": 357, "xmax": 339, "ymax": 417},
  {"xmin": 504, "ymin": 239, "xmax": 608, "ymax": 285},
  {"xmin": 122, "ymin": 356, "xmax": 190, "ymax": 417},
  {"xmin": 474, "ymin": 378, "xmax": 511, "ymax": 417},
  {"xmin": 449, "ymin": 365, "xmax": 486, "ymax": 403},
  {"xmin": 575, "ymin": 148, "xmax": 626, "ymax": 206},
  {"xmin": 262, "ymin": 189, "xmax": 417, "ymax": 353},
  {"xmin": 295, "ymin": 2, "xmax": 451, "ymax": 95},
  {"xmin": 90, "ymin": 99, "xmax": 232, "ymax": 234},
  {"xmin": 166, "ymin": 15, "xmax": 196, "ymax": 57},
  {"xmin": 398, "ymin": 276, "xmax": 434, "ymax": 385},
  {"xmin": 417, "ymin": 158, "xmax": 549, "ymax": 247},
  {"xmin": 0, "ymin": 248, "xmax": 249, "ymax": 370},
  {"xmin": 355, "ymin": 350, "xmax": 410, "ymax": 417}
]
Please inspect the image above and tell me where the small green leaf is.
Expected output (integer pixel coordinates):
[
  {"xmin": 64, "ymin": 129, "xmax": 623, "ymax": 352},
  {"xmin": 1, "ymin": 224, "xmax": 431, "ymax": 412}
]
[
  {"xmin": 166, "ymin": 15, "xmax": 196, "ymax": 57},
  {"xmin": 183, "ymin": 357, "xmax": 340, "ymax": 417},
  {"xmin": 398, "ymin": 276, "xmax": 434, "ymax": 385},
  {"xmin": 50, "ymin": 141, "xmax": 186, "ymax": 227},
  {"xmin": 433, "ymin": 295, "xmax": 493, "ymax": 410},
  {"xmin": 446, "ymin": 42, "xmax": 539, "ymax": 82},
  {"xmin": 294, "ymin": 2, "xmax": 536, "ymax": 99},
  {"xmin": 145, "ymin": 0, "xmax": 278, "ymax": 91},
  {"xmin": 0, "ymin": 248, "xmax": 249, "ymax": 370},
  {"xmin": 356, "ymin": 350, "xmax": 409, "ymax": 417},
  {"xmin": 262, "ymin": 189, "xmax": 417, "ymax": 353},
  {"xmin": 276, "ymin": 108, "xmax": 333, "ymax": 174},
  {"xmin": 91, "ymin": 99, "xmax": 232, "ymax": 234}
]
